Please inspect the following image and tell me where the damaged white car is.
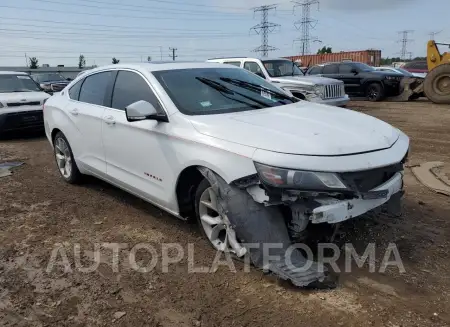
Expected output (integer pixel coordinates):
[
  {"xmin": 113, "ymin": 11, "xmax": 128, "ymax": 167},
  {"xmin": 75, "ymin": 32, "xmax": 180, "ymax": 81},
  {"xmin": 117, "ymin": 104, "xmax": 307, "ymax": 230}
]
[{"xmin": 44, "ymin": 62, "xmax": 409, "ymax": 288}]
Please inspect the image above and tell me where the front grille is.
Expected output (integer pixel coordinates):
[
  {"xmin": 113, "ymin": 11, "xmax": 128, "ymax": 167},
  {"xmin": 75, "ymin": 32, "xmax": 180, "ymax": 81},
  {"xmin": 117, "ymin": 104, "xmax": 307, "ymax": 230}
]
[
  {"xmin": 323, "ymin": 84, "xmax": 344, "ymax": 99},
  {"xmin": 1, "ymin": 111, "xmax": 44, "ymax": 132},
  {"xmin": 339, "ymin": 163, "xmax": 403, "ymax": 192},
  {"xmin": 6, "ymin": 101, "xmax": 41, "ymax": 107},
  {"xmin": 51, "ymin": 83, "xmax": 67, "ymax": 92}
]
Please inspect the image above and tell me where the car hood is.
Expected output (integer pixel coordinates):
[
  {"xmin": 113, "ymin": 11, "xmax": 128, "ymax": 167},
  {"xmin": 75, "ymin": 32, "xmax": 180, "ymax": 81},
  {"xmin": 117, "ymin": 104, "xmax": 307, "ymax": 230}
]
[
  {"xmin": 272, "ymin": 75, "xmax": 341, "ymax": 86},
  {"xmin": 188, "ymin": 102, "xmax": 400, "ymax": 156},
  {"xmin": 0, "ymin": 91, "xmax": 50, "ymax": 103}
]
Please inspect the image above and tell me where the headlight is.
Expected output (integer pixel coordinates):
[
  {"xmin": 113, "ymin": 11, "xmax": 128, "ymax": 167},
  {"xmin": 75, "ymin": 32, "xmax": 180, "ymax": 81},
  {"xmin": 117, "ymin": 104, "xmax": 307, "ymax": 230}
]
[
  {"xmin": 313, "ymin": 85, "xmax": 325, "ymax": 97},
  {"xmin": 254, "ymin": 162, "xmax": 347, "ymax": 190},
  {"xmin": 40, "ymin": 83, "xmax": 51, "ymax": 90}
]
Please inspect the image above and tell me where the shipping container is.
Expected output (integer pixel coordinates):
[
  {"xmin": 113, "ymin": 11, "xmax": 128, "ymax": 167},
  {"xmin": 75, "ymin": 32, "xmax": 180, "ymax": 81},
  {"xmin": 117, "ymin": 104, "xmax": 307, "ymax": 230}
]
[{"xmin": 284, "ymin": 50, "xmax": 382, "ymax": 67}]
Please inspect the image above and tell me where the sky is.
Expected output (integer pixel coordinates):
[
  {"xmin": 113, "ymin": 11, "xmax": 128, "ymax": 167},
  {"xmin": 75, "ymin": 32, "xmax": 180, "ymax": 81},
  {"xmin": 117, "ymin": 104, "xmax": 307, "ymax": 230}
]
[{"xmin": 0, "ymin": 0, "xmax": 448, "ymax": 67}]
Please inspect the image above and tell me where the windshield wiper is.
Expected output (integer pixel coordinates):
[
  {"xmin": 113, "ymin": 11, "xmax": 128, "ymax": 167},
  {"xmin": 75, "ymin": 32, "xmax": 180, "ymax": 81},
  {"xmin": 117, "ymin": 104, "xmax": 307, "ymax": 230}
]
[
  {"xmin": 196, "ymin": 77, "xmax": 273, "ymax": 108},
  {"xmin": 220, "ymin": 77, "xmax": 296, "ymax": 102}
]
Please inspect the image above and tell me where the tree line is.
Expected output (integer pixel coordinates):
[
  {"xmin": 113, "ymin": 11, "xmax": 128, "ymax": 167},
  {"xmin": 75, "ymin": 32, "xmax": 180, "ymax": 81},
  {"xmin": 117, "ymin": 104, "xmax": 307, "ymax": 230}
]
[{"xmin": 27, "ymin": 55, "xmax": 154, "ymax": 69}]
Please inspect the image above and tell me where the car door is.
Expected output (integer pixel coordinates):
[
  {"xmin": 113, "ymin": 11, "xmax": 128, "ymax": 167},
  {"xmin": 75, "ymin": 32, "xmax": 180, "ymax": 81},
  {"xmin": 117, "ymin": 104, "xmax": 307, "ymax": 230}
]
[
  {"xmin": 338, "ymin": 63, "xmax": 362, "ymax": 95},
  {"xmin": 64, "ymin": 71, "xmax": 116, "ymax": 175},
  {"xmin": 101, "ymin": 69, "xmax": 172, "ymax": 208}
]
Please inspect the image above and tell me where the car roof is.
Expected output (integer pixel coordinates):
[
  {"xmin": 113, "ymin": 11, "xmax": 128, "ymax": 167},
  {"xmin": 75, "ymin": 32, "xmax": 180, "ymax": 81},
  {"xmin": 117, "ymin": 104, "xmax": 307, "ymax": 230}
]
[
  {"xmin": 0, "ymin": 71, "xmax": 29, "ymax": 75},
  {"xmin": 85, "ymin": 62, "xmax": 239, "ymax": 73}
]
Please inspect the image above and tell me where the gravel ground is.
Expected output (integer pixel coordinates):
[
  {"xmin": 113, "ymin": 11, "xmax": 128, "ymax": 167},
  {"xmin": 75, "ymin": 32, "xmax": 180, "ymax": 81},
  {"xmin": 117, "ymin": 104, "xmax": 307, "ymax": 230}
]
[{"xmin": 0, "ymin": 100, "xmax": 449, "ymax": 327}]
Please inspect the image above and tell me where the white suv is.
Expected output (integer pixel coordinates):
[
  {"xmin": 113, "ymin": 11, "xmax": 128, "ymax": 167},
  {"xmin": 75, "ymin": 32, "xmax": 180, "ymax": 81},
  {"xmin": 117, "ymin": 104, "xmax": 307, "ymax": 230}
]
[
  {"xmin": 0, "ymin": 71, "xmax": 50, "ymax": 134},
  {"xmin": 44, "ymin": 62, "xmax": 409, "ymax": 287},
  {"xmin": 207, "ymin": 57, "xmax": 349, "ymax": 107}
]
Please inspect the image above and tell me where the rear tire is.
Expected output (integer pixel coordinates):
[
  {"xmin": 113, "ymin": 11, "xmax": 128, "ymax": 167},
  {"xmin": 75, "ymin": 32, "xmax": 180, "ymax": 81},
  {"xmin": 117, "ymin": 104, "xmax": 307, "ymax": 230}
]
[
  {"xmin": 366, "ymin": 83, "xmax": 384, "ymax": 101},
  {"xmin": 53, "ymin": 131, "xmax": 83, "ymax": 184},
  {"xmin": 424, "ymin": 64, "xmax": 450, "ymax": 104}
]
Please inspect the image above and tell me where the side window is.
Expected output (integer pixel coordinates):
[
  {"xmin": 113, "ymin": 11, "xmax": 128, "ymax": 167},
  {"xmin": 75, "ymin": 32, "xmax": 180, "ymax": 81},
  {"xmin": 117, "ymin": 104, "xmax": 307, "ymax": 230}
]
[
  {"xmin": 322, "ymin": 64, "xmax": 339, "ymax": 74},
  {"xmin": 79, "ymin": 71, "xmax": 115, "ymax": 106},
  {"xmin": 308, "ymin": 66, "xmax": 322, "ymax": 75},
  {"xmin": 68, "ymin": 79, "xmax": 83, "ymax": 100},
  {"xmin": 224, "ymin": 61, "xmax": 241, "ymax": 67},
  {"xmin": 111, "ymin": 70, "xmax": 162, "ymax": 112},
  {"xmin": 339, "ymin": 64, "xmax": 354, "ymax": 74},
  {"xmin": 243, "ymin": 62, "xmax": 265, "ymax": 78}
]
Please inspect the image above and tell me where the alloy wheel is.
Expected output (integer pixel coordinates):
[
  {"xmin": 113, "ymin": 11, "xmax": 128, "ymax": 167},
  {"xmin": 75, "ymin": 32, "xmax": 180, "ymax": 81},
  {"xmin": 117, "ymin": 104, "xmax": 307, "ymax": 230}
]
[
  {"xmin": 198, "ymin": 187, "xmax": 247, "ymax": 257},
  {"xmin": 54, "ymin": 137, "xmax": 72, "ymax": 179}
]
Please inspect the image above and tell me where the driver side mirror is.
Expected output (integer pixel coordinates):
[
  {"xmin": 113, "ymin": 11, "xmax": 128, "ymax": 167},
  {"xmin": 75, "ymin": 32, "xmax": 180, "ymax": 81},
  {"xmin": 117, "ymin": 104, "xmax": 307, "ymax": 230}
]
[
  {"xmin": 125, "ymin": 100, "xmax": 168, "ymax": 123},
  {"xmin": 351, "ymin": 68, "xmax": 358, "ymax": 75}
]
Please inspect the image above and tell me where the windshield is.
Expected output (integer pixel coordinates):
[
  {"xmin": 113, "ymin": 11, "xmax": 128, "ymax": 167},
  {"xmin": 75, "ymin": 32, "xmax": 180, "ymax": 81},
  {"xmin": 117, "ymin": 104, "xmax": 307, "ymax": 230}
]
[
  {"xmin": 0, "ymin": 74, "xmax": 41, "ymax": 93},
  {"xmin": 152, "ymin": 67, "xmax": 296, "ymax": 115},
  {"xmin": 33, "ymin": 73, "xmax": 66, "ymax": 83},
  {"xmin": 262, "ymin": 60, "xmax": 303, "ymax": 77},
  {"xmin": 353, "ymin": 62, "xmax": 375, "ymax": 72}
]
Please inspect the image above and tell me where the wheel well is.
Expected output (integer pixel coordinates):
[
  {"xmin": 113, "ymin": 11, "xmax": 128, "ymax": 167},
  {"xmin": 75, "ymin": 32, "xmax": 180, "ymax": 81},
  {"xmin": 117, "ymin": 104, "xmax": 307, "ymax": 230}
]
[
  {"xmin": 365, "ymin": 80, "xmax": 384, "ymax": 90},
  {"xmin": 176, "ymin": 166, "xmax": 205, "ymax": 220},
  {"xmin": 291, "ymin": 91, "xmax": 306, "ymax": 100},
  {"xmin": 51, "ymin": 128, "xmax": 62, "ymax": 145}
]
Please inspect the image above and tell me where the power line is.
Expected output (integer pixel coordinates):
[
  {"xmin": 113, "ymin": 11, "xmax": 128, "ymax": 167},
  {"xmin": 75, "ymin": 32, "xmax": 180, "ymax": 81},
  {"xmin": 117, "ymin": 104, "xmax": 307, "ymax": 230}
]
[
  {"xmin": 169, "ymin": 48, "xmax": 178, "ymax": 61},
  {"xmin": 293, "ymin": 0, "xmax": 319, "ymax": 55},
  {"xmin": 250, "ymin": 5, "xmax": 280, "ymax": 57},
  {"xmin": 397, "ymin": 30, "xmax": 414, "ymax": 60}
]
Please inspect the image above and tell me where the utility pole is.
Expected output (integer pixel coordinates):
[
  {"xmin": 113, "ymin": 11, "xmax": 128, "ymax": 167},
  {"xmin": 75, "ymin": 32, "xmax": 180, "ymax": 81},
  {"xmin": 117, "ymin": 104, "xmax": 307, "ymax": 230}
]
[
  {"xmin": 293, "ymin": 0, "xmax": 319, "ymax": 56},
  {"xmin": 397, "ymin": 30, "xmax": 414, "ymax": 61},
  {"xmin": 24, "ymin": 53, "xmax": 28, "ymax": 67},
  {"xmin": 169, "ymin": 47, "xmax": 177, "ymax": 61},
  {"xmin": 250, "ymin": 5, "xmax": 280, "ymax": 57},
  {"xmin": 159, "ymin": 46, "xmax": 162, "ymax": 61},
  {"xmin": 429, "ymin": 30, "xmax": 442, "ymax": 40}
]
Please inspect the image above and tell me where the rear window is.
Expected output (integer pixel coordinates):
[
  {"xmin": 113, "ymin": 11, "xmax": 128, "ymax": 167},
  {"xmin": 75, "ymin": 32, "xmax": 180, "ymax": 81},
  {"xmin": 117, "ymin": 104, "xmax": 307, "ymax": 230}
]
[
  {"xmin": 223, "ymin": 61, "xmax": 241, "ymax": 67},
  {"xmin": 404, "ymin": 61, "xmax": 428, "ymax": 70}
]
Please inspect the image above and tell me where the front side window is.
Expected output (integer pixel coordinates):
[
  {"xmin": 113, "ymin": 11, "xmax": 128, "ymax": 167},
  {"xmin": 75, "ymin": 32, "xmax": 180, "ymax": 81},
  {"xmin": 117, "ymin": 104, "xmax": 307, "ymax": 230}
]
[
  {"xmin": 0, "ymin": 74, "xmax": 41, "ymax": 93},
  {"xmin": 243, "ymin": 62, "xmax": 265, "ymax": 78},
  {"xmin": 308, "ymin": 66, "xmax": 322, "ymax": 75},
  {"xmin": 339, "ymin": 64, "xmax": 354, "ymax": 74},
  {"xmin": 111, "ymin": 70, "xmax": 162, "ymax": 111},
  {"xmin": 262, "ymin": 60, "xmax": 303, "ymax": 77},
  {"xmin": 152, "ymin": 67, "xmax": 297, "ymax": 116},
  {"xmin": 79, "ymin": 71, "xmax": 115, "ymax": 106},
  {"xmin": 322, "ymin": 64, "xmax": 339, "ymax": 74}
]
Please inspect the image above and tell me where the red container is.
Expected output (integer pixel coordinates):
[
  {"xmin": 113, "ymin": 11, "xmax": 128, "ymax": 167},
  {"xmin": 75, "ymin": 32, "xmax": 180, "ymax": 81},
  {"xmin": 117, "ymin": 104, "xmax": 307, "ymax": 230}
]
[{"xmin": 284, "ymin": 50, "xmax": 382, "ymax": 67}]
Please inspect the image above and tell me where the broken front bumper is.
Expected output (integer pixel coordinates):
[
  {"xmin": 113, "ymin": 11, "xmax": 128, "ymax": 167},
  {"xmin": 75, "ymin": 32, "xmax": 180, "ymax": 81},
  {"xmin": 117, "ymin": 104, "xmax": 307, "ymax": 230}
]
[{"xmin": 311, "ymin": 172, "xmax": 403, "ymax": 224}]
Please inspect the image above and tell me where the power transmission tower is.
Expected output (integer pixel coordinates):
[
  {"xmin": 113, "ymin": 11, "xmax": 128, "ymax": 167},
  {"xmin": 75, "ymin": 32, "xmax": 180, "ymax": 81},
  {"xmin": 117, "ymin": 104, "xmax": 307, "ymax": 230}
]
[
  {"xmin": 250, "ymin": 5, "xmax": 280, "ymax": 57},
  {"xmin": 293, "ymin": 0, "xmax": 319, "ymax": 56},
  {"xmin": 169, "ymin": 47, "xmax": 177, "ymax": 61},
  {"xmin": 397, "ymin": 30, "xmax": 414, "ymax": 60},
  {"xmin": 429, "ymin": 30, "xmax": 442, "ymax": 40}
]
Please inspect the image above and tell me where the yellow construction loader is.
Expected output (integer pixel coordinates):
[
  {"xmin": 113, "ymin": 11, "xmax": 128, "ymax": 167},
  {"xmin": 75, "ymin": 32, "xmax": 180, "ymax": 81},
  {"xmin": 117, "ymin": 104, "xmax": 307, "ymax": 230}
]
[
  {"xmin": 424, "ymin": 40, "xmax": 450, "ymax": 104},
  {"xmin": 392, "ymin": 40, "xmax": 450, "ymax": 103}
]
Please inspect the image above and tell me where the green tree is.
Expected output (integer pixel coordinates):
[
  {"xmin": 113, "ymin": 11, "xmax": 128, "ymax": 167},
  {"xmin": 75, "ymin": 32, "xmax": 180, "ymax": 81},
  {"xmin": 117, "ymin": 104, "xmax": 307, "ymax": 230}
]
[
  {"xmin": 317, "ymin": 46, "xmax": 332, "ymax": 54},
  {"xmin": 112, "ymin": 57, "xmax": 120, "ymax": 64},
  {"xmin": 29, "ymin": 57, "xmax": 39, "ymax": 69},
  {"xmin": 78, "ymin": 54, "xmax": 86, "ymax": 69}
]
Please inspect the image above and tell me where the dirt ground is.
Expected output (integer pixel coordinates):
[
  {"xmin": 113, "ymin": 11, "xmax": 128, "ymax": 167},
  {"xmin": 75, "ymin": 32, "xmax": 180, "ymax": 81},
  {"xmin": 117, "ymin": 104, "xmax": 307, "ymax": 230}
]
[{"xmin": 1, "ymin": 100, "xmax": 449, "ymax": 327}]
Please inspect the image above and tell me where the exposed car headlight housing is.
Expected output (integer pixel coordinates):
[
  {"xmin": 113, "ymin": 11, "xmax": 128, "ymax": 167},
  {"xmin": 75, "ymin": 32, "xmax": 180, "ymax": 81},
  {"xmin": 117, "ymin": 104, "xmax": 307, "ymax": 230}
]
[
  {"xmin": 313, "ymin": 84, "xmax": 325, "ymax": 97},
  {"xmin": 254, "ymin": 162, "xmax": 347, "ymax": 190}
]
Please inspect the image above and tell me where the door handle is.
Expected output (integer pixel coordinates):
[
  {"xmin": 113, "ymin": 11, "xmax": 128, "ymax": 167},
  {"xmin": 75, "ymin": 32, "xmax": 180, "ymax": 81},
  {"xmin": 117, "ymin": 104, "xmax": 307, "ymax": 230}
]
[
  {"xmin": 103, "ymin": 115, "xmax": 116, "ymax": 125},
  {"xmin": 69, "ymin": 108, "xmax": 79, "ymax": 116}
]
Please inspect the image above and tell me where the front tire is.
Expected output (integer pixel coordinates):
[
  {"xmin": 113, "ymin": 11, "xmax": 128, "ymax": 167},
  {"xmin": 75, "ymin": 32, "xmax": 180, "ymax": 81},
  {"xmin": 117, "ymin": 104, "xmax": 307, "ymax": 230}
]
[
  {"xmin": 194, "ymin": 179, "xmax": 246, "ymax": 257},
  {"xmin": 53, "ymin": 131, "xmax": 82, "ymax": 184},
  {"xmin": 366, "ymin": 83, "xmax": 384, "ymax": 101}
]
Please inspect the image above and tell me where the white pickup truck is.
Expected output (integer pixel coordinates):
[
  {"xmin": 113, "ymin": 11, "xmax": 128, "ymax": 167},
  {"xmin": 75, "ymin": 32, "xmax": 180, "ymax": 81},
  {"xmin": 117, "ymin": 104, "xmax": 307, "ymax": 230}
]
[{"xmin": 207, "ymin": 57, "xmax": 349, "ymax": 107}]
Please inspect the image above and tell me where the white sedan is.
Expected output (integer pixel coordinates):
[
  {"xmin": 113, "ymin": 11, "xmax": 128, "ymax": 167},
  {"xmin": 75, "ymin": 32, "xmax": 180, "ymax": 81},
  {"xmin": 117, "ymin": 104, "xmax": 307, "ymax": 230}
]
[{"xmin": 44, "ymin": 62, "xmax": 409, "ymax": 287}]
